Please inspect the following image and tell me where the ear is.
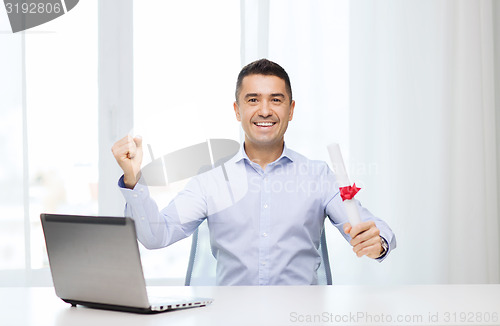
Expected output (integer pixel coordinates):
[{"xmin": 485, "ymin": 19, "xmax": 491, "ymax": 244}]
[
  {"xmin": 233, "ymin": 101, "xmax": 242, "ymax": 121},
  {"xmin": 288, "ymin": 100, "xmax": 295, "ymax": 121}
]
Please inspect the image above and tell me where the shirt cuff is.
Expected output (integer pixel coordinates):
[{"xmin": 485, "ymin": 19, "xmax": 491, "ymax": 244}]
[
  {"xmin": 375, "ymin": 236, "xmax": 390, "ymax": 262},
  {"xmin": 118, "ymin": 175, "xmax": 150, "ymax": 201},
  {"xmin": 118, "ymin": 174, "xmax": 127, "ymax": 188}
]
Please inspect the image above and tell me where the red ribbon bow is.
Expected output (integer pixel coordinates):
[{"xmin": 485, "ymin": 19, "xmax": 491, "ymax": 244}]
[{"xmin": 339, "ymin": 183, "xmax": 361, "ymax": 201}]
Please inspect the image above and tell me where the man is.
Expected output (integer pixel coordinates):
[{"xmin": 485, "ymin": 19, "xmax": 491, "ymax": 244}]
[{"xmin": 112, "ymin": 59, "xmax": 396, "ymax": 285}]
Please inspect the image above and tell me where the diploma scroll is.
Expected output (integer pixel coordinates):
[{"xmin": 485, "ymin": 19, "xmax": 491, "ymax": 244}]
[{"xmin": 327, "ymin": 143, "xmax": 362, "ymax": 226}]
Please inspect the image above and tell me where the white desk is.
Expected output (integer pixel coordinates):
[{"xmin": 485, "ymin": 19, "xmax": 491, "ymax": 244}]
[{"xmin": 1, "ymin": 285, "xmax": 500, "ymax": 326}]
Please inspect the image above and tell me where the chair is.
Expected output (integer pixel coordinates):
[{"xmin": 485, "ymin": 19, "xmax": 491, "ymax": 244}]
[
  {"xmin": 185, "ymin": 220, "xmax": 333, "ymax": 285},
  {"xmin": 184, "ymin": 219, "xmax": 217, "ymax": 286}
]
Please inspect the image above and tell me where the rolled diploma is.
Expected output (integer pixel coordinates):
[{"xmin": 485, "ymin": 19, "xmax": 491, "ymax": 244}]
[{"xmin": 327, "ymin": 143, "xmax": 362, "ymax": 226}]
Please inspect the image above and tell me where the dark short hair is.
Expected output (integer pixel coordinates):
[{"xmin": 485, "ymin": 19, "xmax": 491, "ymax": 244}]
[{"xmin": 235, "ymin": 59, "xmax": 293, "ymax": 104}]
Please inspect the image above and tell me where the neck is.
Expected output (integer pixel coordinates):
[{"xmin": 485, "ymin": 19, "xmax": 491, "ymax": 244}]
[{"xmin": 244, "ymin": 139, "xmax": 284, "ymax": 170}]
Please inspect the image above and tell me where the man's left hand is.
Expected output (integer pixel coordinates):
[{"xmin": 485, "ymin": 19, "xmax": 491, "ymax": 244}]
[{"xmin": 343, "ymin": 221, "xmax": 383, "ymax": 259}]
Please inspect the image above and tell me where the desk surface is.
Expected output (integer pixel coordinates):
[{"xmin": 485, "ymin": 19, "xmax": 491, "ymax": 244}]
[{"xmin": 1, "ymin": 285, "xmax": 500, "ymax": 326}]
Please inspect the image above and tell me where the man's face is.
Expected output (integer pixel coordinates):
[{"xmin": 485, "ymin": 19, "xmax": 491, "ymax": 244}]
[{"xmin": 233, "ymin": 74, "xmax": 295, "ymax": 149}]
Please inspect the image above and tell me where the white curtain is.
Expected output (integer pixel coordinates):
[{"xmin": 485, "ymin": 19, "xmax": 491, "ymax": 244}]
[
  {"xmin": 240, "ymin": 0, "xmax": 350, "ymax": 214},
  {"xmin": 350, "ymin": 0, "xmax": 499, "ymax": 284}
]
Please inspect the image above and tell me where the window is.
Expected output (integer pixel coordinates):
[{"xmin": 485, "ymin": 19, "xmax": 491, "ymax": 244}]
[
  {"xmin": 0, "ymin": 0, "xmax": 97, "ymax": 284},
  {"xmin": 133, "ymin": 0, "xmax": 241, "ymax": 281},
  {"xmin": 0, "ymin": 12, "xmax": 25, "ymax": 271}
]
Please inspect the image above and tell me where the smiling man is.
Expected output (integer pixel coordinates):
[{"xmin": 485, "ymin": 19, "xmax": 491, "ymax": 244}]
[
  {"xmin": 234, "ymin": 72, "xmax": 294, "ymax": 170},
  {"xmin": 112, "ymin": 59, "xmax": 396, "ymax": 285}
]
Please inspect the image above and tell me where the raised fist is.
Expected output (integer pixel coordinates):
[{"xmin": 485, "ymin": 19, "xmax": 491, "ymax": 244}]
[{"xmin": 111, "ymin": 135, "xmax": 143, "ymax": 189}]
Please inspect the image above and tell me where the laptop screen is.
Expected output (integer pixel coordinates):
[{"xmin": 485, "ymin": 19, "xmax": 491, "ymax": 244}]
[{"xmin": 41, "ymin": 214, "xmax": 150, "ymax": 308}]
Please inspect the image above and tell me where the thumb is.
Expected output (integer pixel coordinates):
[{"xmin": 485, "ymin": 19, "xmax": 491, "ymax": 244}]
[
  {"xmin": 133, "ymin": 136, "xmax": 143, "ymax": 148},
  {"xmin": 343, "ymin": 222, "xmax": 352, "ymax": 235}
]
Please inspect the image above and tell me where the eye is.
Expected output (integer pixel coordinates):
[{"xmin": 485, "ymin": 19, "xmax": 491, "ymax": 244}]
[
  {"xmin": 247, "ymin": 98, "xmax": 258, "ymax": 103},
  {"xmin": 271, "ymin": 98, "xmax": 282, "ymax": 103}
]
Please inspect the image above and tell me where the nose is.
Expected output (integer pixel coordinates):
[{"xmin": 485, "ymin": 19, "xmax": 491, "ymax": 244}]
[{"xmin": 258, "ymin": 100, "xmax": 272, "ymax": 118}]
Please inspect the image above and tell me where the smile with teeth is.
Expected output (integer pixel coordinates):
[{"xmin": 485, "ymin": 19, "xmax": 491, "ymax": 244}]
[{"xmin": 254, "ymin": 122, "xmax": 276, "ymax": 127}]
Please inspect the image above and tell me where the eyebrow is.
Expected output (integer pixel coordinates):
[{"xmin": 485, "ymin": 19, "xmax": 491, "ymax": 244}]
[
  {"xmin": 244, "ymin": 93, "xmax": 286, "ymax": 99},
  {"xmin": 244, "ymin": 93, "xmax": 260, "ymax": 99}
]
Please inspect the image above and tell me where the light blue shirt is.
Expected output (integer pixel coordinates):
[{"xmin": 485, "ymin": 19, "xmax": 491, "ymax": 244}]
[{"xmin": 119, "ymin": 143, "xmax": 396, "ymax": 285}]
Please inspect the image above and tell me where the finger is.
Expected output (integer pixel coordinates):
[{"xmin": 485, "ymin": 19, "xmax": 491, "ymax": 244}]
[
  {"xmin": 127, "ymin": 141, "xmax": 138, "ymax": 159},
  {"xmin": 353, "ymin": 236, "xmax": 381, "ymax": 257},
  {"xmin": 350, "ymin": 221, "xmax": 374, "ymax": 237},
  {"xmin": 112, "ymin": 142, "xmax": 139, "ymax": 163},
  {"xmin": 112, "ymin": 135, "xmax": 135, "ymax": 155},
  {"xmin": 350, "ymin": 226, "xmax": 380, "ymax": 247},
  {"xmin": 114, "ymin": 141, "xmax": 137, "ymax": 158},
  {"xmin": 115, "ymin": 134, "xmax": 134, "ymax": 147},
  {"xmin": 355, "ymin": 240, "xmax": 382, "ymax": 258},
  {"xmin": 112, "ymin": 143, "xmax": 130, "ymax": 160},
  {"xmin": 111, "ymin": 137, "xmax": 127, "ymax": 154}
]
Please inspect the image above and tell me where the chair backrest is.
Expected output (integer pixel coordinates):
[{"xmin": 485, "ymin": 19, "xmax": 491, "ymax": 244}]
[
  {"xmin": 184, "ymin": 219, "xmax": 217, "ymax": 286},
  {"xmin": 317, "ymin": 225, "xmax": 333, "ymax": 285},
  {"xmin": 185, "ymin": 220, "xmax": 332, "ymax": 285}
]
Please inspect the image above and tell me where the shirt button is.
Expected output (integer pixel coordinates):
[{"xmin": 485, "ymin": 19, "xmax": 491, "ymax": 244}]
[
  {"xmin": 140, "ymin": 217, "xmax": 145, "ymax": 221},
  {"xmin": 263, "ymin": 204, "xmax": 268, "ymax": 209},
  {"xmin": 262, "ymin": 233, "xmax": 268, "ymax": 237},
  {"xmin": 133, "ymin": 194, "xmax": 138, "ymax": 198}
]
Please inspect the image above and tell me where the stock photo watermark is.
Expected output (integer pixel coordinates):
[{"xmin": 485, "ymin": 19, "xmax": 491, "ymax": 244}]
[
  {"xmin": 3, "ymin": 0, "xmax": 79, "ymax": 33},
  {"xmin": 289, "ymin": 310, "xmax": 499, "ymax": 325}
]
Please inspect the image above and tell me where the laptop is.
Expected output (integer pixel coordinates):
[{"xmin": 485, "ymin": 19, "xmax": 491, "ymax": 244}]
[{"xmin": 40, "ymin": 213, "xmax": 213, "ymax": 314}]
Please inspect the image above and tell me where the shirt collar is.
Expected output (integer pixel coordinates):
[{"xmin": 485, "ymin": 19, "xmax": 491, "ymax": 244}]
[{"xmin": 232, "ymin": 141, "xmax": 294, "ymax": 166}]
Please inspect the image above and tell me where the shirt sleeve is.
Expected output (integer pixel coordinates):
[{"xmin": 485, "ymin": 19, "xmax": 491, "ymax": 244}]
[
  {"xmin": 323, "ymin": 167, "xmax": 397, "ymax": 261},
  {"xmin": 118, "ymin": 175, "xmax": 208, "ymax": 249}
]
